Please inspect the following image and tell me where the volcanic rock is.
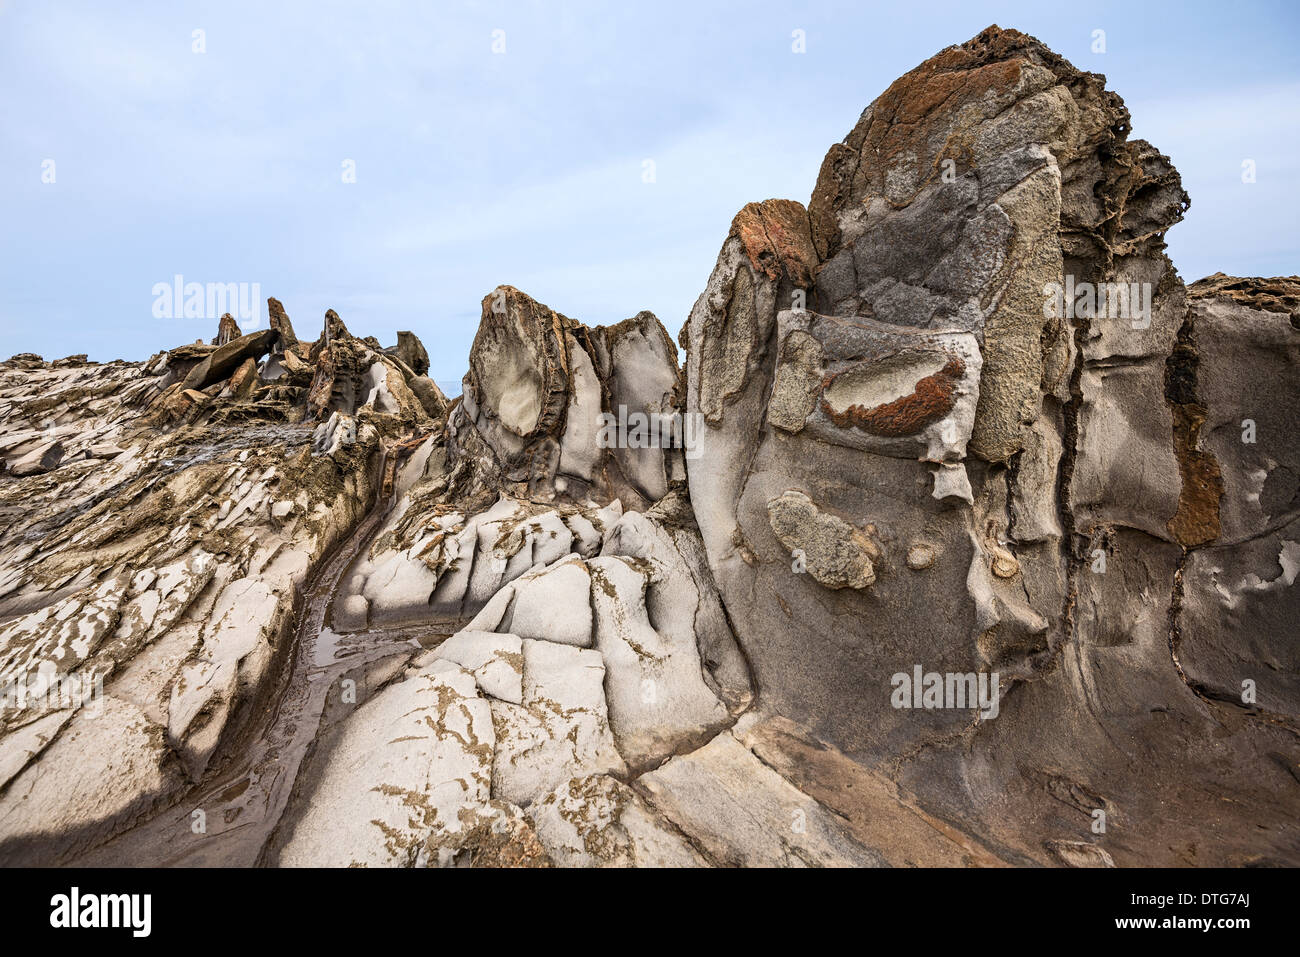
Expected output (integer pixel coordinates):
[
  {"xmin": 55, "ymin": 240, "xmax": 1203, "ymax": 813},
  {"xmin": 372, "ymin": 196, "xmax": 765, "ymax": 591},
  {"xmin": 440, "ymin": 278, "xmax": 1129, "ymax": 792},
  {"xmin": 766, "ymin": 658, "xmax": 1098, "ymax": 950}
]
[
  {"xmin": 387, "ymin": 330, "xmax": 430, "ymax": 377},
  {"xmin": 182, "ymin": 329, "xmax": 278, "ymax": 392},
  {"xmin": 214, "ymin": 313, "xmax": 242, "ymax": 346},
  {"xmin": 450, "ymin": 286, "xmax": 683, "ymax": 509},
  {"xmin": 677, "ymin": 24, "xmax": 1300, "ymax": 867},
  {"xmin": 267, "ymin": 297, "xmax": 299, "ymax": 352},
  {"xmin": 2, "ymin": 25, "xmax": 1296, "ymax": 871}
]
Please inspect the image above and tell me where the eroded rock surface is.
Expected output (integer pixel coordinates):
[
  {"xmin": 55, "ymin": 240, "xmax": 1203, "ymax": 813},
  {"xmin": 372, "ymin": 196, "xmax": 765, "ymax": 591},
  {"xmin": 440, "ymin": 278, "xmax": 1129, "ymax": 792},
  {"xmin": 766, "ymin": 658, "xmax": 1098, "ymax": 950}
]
[
  {"xmin": 450, "ymin": 286, "xmax": 685, "ymax": 510},
  {"xmin": 2, "ymin": 25, "xmax": 1296, "ymax": 869},
  {"xmin": 678, "ymin": 25, "xmax": 1300, "ymax": 866},
  {"xmin": 0, "ymin": 307, "xmax": 443, "ymax": 865}
]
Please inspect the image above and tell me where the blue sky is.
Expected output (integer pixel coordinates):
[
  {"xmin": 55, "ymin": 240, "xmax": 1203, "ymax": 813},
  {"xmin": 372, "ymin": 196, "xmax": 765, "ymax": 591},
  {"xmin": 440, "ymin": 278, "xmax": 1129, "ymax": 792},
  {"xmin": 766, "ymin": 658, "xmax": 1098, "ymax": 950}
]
[{"xmin": 1, "ymin": 0, "xmax": 1297, "ymax": 384}]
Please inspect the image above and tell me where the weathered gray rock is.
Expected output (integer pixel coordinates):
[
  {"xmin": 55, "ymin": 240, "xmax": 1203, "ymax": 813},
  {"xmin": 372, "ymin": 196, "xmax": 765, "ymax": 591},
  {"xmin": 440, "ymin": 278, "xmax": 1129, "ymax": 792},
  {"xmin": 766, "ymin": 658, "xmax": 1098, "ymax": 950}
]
[
  {"xmin": 486, "ymin": 637, "xmax": 625, "ymax": 807},
  {"xmin": 167, "ymin": 576, "xmax": 283, "ymax": 780},
  {"xmin": 1171, "ymin": 275, "xmax": 1300, "ymax": 716},
  {"xmin": 528, "ymin": 774, "xmax": 706, "ymax": 867},
  {"xmin": 275, "ymin": 660, "xmax": 494, "ymax": 867},
  {"xmin": 600, "ymin": 496, "xmax": 753, "ymax": 714},
  {"xmin": 183, "ymin": 329, "xmax": 278, "ymax": 392},
  {"xmin": 586, "ymin": 554, "xmax": 730, "ymax": 770},
  {"xmin": 637, "ymin": 731, "xmax": 883, "ymax": 867},
  {"xmin": 766, "ymin": 490, "xmax": 879, "ymax": 590},
  {"xmin": 387, "ymin": 330, "xmax": 430, "ymax": 377},
  {"xmin": 676, "ymin": 24, "xmax": 1300, "ymax": 867},
  {"xmin": 504, "ymin": 558, "xmax": 594, "ymax": 647},
  {"xmin": 267, "ymin": 297, "xmax": 299, "ymax": 351},
  {"xmin": 1, "ymin": 26, "xmax": 1296, "ymax": 872},
  {"xmin": 449, "ymin": 286, "xmax": 683, "ymax": 508},
  {"xmin": 431, "ymin": 629, "xmax": 524, "ymax": 704},
  {"xmin": 0, "ymin": 697, "xmax": 185, "ymax": 864}
]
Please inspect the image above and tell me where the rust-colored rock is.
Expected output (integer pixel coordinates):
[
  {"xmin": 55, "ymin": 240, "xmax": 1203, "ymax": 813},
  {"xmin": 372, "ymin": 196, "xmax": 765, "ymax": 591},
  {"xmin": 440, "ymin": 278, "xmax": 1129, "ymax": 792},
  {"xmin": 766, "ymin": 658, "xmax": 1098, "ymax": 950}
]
[
  {"xmin": 729, "ymin": 199, "xmax": 819, "ymax": 288},
  {"xmin": 821, "ymin": 357, "xmax": 965, "ymax": 437}
]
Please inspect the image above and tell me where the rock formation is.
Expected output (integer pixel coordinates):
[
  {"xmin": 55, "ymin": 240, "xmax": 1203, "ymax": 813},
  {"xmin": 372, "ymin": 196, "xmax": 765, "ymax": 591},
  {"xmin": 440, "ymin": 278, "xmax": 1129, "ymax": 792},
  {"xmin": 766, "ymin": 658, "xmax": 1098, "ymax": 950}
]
[
  {"xmin": 449, "ymin": 285, "xmax": 685, "ymax": 510},
  {"xmin": 0, "ymin": 26, "xmax": 1296, "ymax": 868},
  {"xmin": 677, "ymin": 26, "xmax": 1299, "ymax": 866}
]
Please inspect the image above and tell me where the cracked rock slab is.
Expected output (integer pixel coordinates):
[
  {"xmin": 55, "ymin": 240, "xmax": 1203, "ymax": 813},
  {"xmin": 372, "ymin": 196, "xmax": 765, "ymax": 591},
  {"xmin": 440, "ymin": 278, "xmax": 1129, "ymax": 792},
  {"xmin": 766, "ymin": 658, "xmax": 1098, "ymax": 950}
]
[
  {"xmin": 528, "ymin": 774, "xmax": 706, "ymax": 868},
  {"xmin": 636, "ymin": 731, "xmax": 884, "ymax": 867},
  {"xmin": 488, "ymin": 639, "xmax": 625, "ymax": 807},
  {"xmin": 275, "ymin": 660, "xmax": 494, "ymax": 867}
]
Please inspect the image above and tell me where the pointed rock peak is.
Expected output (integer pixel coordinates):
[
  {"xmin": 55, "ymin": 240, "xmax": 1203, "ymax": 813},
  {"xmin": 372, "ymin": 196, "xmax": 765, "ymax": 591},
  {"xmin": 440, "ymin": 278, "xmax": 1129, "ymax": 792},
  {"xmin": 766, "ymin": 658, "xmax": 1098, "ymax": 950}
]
[
  {"xmin": 729, "ymin": 200, "xmax": 818, "ymax": 288},
  {"xmin": 388, "ymin": 330, "xmax": 430, "ymax": 377},
  {"xmin": 215, "ymin": 313, "xmax": 242, "ymax": 346},
  {"xmin": 480, "ymin": 285, "xmax": 576, "ymax": 336},
  {"xmin": 808, "ymin": 23, "xmax": 1134, "ymax": 261},
  {"xmin": 464, "ymin": 286, "xmax": 574, "ymax": 440},
  {"xmin": 322, "ymin": 309, "xmax": 351, "ymax": 343},
  {"xmin": 602, "ymin": 309, "xmax": 674, "ymax": 348},
  {"xmin": 451, "ymin": 284, "xmax": 684, "ymax": 508},
  {"xmin": 593, "ymin": 310, "xmax": 681, "ymax": 393},
  {"xmin": 267, "ymin": 297, "xmax": 299, "ymax": 351}
]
